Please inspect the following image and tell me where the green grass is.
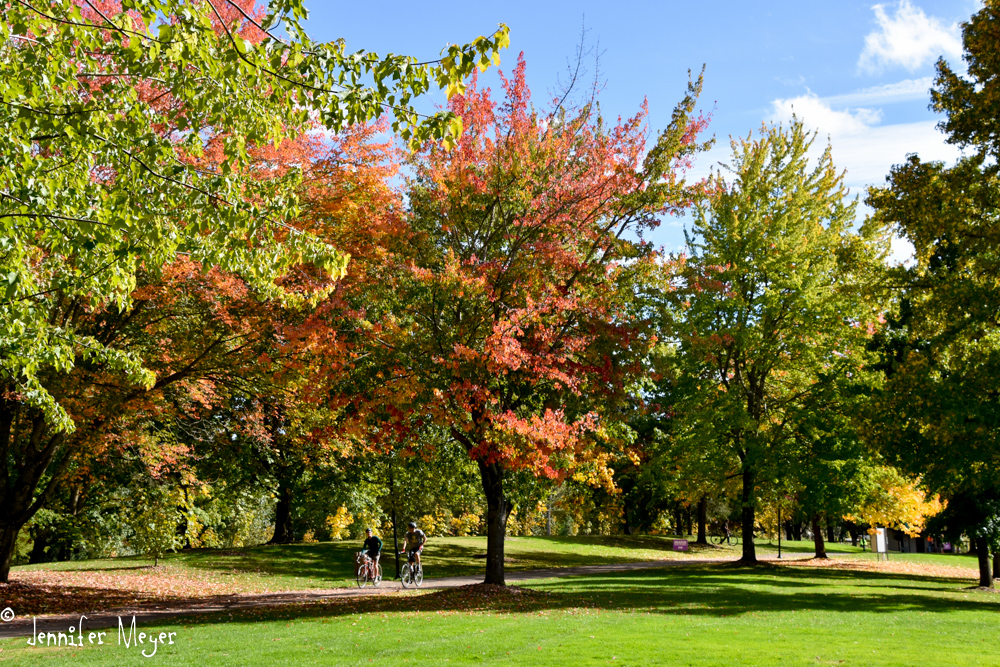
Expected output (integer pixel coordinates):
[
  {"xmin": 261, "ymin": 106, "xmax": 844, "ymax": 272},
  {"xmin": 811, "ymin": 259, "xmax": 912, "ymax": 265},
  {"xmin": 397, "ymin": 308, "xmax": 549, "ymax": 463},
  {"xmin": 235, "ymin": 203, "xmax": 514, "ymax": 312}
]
[
  {"xmin": 13, "ymin": 536, "xmax": 981, "ymax": 597},
  {"xmin": 751, "ymin": 538, "xmax": 982, "ymax": 569},
  {"xmin": 12, "ymin": 535, "xmax": 712, "ymax": 591},
  {"xmin": 2, "ymin": 562, "xmax": 998, "ymax": 666}
]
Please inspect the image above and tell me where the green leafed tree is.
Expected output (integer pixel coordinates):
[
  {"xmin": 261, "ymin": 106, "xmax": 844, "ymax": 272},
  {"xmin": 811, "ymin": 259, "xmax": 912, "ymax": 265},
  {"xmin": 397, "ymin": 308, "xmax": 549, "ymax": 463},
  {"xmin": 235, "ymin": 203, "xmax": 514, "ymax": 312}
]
[
  {"xmin": 124, "ymin": 484, "xmax": 184, "ymax": 567},
  {"xmin": 0, "ymin": 0, "xmax": 508, "ymax": 582},
  {"xmin": 660, "ymin": 119, "xmax": 888, "ymax": 563},
  {"xmin": 864, "ymin": 0, "xmax": 1000, "ymax": 588}
]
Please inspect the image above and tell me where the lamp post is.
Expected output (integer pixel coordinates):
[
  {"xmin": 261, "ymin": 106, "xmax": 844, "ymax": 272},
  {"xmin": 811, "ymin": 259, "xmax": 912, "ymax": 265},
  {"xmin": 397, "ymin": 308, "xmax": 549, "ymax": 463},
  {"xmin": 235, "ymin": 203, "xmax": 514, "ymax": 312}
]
[
  {"xmin": 777, "ymin": 500, "xmax": 782, "ymax": 559},
  {"xmin": 389, "ymin": 455, "xmax": 401, "ymax": 580}
]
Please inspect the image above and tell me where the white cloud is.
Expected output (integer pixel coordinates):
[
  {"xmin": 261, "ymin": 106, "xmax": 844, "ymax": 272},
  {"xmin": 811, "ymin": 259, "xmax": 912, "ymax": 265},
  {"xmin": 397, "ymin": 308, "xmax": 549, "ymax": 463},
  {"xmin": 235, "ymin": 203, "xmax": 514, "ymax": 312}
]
[
  {"xmin": 768, "ymin": 93, "xmax": 960, "ymax": 188},
  {"xmin": 771, "ymin": 92, "xmax": 882, "ymax": 136},
  {"xmin": 822, "ymin": 77, "xmax": 933, "ymax": 106},
  {"xmin": 888, "ymin": 233, "xmax": 917, "ymax": 266},
  {"xmin": 858, "ymin": 1, "xmax": 962, "ymax": 73}
]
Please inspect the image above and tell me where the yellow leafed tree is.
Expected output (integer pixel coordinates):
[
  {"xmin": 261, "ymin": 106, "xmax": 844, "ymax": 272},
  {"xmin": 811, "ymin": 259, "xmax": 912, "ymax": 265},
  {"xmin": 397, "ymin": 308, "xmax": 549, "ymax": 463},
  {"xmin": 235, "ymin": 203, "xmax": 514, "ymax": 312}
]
[{"xmin": 847, "ymin": 467, "xmax": 942, "ymax": 537}]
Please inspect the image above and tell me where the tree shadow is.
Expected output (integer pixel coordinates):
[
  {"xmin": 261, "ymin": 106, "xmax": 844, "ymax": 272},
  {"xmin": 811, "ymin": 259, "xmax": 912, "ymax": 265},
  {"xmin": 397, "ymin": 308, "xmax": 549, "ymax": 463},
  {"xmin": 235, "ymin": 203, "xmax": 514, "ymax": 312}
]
[
  {"xmin": 0, "ymin": 580, "xmax": 186, "ymax": 616},
  {"xmin": 167, "ymin": 538, "xmax": 710, "ymax": 585},
  {"xmin": 5, "ymin": 563, "xmax": 994, "ymax": 636},
  {"xmin": 165, "ymin": 564, "xmax": 998, "ymax": 630}
]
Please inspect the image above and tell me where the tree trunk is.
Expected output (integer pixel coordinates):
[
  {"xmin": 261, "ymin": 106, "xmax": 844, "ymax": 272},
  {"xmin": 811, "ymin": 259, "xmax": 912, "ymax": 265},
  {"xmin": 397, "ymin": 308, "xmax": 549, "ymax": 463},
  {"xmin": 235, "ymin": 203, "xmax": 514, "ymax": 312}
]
[
  {"xmin": 0, "ymin": 523, "xmax": 23, "ymax": 583},
  {"xmin": 812, "ymin": 514, "xmax": 827, "ymax": 559},
  {"xmin": 270, "ymin": 480, "xmax": 294, "ymax": 544},
  {"xmin": 848, "ymin": 524, "xmax": 859, "ymax": 547},
  {"xmin": 674, "ymin": 505, "xmax": 683, "ymax": 538},
  {"xmin": 28, "ymin": 527, "xmax": 50, "ymax": 564},
  {"xmin": 993, "ymin": 552, "xmax": 999, "ymax": 580},
  {"xmin": 0, "ymin": 402, "xmax": 69, "ymax": 582},
  {"xmin": 479, "ymin": 461, "xmax": 510, "ymax": 585},
  {"xmin": 975, "ymin": 537, "xmax": 993, "ymax": 588},
  {"xmin": 739, "ymin": 467, "xmax": 757, "ymax": 563},
  {"xmin": 686, "ymin": 506, "xmax": 693, "ymax": 536},
  {"xmin": 696, "ymin": 496, "xmax": 708, "ymax": 544},
  {"xmin": 784, "ymin": 521, "xmax": 793, "ymax": 541},
  {"xmin": 826, "ymin": 518, "xmax": 836, "ymax": 544},
  {"xmin": 791, "ymin": 522, "xmax": 802, "ymax": 541}
]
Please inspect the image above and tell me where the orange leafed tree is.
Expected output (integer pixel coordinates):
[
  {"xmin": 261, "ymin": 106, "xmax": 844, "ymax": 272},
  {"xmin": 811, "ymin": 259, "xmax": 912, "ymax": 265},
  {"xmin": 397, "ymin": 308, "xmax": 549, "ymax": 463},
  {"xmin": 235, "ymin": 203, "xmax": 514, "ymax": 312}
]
[{"xmin": 336, "ymin": 56, "xmax": 711, "ymax": 584}]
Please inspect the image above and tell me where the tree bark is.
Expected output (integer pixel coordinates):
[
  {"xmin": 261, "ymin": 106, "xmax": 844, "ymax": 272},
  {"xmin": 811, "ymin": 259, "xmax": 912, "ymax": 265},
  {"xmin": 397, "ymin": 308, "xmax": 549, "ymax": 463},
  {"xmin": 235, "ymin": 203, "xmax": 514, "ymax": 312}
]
[
  {"xmin": 479, "ymin": 461, "xmax": 510, "ymax": 585},
  {"xmin": 812, "ymin": 514, "xmax": 827, "ymax": 559},
  {"xmin": 28, "ymin": 526, "xmax": 50, "ymax": 564},
  {"xmin": 993, "ymin": 552, "xmax": 999, "ymax": 581},
  {"xmin": 739, "ymin": 467, "xmax": 757, "ymax": 562},
  {"xmin": 270, "ymin": 480, "xmax": 294, "ymax": 544},
  {"xmin": 686, "ymin": 506, "xmax": 693, "ymax": 536},
  {"xmin": 826, "ymin": 518, "xmax": 836, "ymax": 544},
  {"xmin": 848, "ymin": 524, "xmax": 859, "ymax": 547},
  {"xmin": 0, "ymin": 523, "xmax": 23, "ymax": 583},
  {"xmin": 696, "ymin": 496, "xmax": 708, "ymax": 544},
  {"xmin": 784, "ymin": 521, "xmax": 793, "ymax": 541},
  {"xmin": 674, "ymin": 505, "xmax": 684, "ymax": 538},
  {"xmin": 791, "ymin": 521, "xmax": 802, "ymax": 541},
  {"xmin": 975, "ymin": 537, "xmax": 993, "ymax": 588}
]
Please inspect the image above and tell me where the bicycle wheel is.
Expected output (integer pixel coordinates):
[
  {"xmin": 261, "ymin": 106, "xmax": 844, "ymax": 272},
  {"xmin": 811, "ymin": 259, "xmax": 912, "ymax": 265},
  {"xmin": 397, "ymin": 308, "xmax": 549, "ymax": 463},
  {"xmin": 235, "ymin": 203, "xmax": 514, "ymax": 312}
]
[
  {"xmin": 710, "ymin": 535, "xmax": 722, "ymax": 545},
  {"xmin": 731, "ymin": 536, "xmax": 740, "ymax": 547},
  {"xmin": 413, "ymin": 564, "xmax": 423, "ymax": 587},
  {"xmin": 356, "ymin": 564, "xmax": 368, "ymax": 588},
  {"xmin": 400, "ymin": 563, "xmax": 412, "ymax": 589}
]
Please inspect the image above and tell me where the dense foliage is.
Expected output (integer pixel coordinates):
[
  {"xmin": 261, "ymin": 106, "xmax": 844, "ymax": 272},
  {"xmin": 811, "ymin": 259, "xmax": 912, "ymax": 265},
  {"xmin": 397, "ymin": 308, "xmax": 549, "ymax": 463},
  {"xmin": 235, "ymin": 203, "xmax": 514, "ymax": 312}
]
[{"xmin": 4, "ymin": 0, "xmax": 999, "ymax": 591}]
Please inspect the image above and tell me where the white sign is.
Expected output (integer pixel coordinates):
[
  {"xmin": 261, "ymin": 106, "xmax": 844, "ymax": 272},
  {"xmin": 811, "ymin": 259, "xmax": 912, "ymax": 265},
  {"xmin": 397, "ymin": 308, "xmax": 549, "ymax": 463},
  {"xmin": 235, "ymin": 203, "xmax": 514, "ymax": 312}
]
[{"xmin": 874, "ymin": 527, "xmax": 888, "ymax": 554}]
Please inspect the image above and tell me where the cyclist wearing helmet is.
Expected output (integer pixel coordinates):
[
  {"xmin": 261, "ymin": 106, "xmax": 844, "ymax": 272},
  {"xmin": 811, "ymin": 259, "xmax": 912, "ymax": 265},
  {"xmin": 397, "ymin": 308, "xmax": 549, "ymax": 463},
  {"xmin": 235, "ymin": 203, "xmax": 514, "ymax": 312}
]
[{"xmin": 402, "ymin": 521, "xmax": 426, "ymax": 569}]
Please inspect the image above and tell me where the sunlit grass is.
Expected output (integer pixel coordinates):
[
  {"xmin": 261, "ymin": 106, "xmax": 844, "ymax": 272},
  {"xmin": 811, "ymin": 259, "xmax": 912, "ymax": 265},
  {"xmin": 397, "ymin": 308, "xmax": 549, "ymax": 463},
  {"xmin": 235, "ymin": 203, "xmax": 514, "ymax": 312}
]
[{"xmin": 3, "ymin": 561, "xmax": 997, "ymax": 666}]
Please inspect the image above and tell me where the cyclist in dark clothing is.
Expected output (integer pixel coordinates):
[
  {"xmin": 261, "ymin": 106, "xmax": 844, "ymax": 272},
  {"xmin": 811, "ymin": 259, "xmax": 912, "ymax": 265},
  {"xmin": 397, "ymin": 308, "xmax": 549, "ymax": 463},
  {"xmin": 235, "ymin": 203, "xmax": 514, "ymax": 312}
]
[{"xmin": 362, "ymin": 528, "xmax": 383, "ymax": 562}]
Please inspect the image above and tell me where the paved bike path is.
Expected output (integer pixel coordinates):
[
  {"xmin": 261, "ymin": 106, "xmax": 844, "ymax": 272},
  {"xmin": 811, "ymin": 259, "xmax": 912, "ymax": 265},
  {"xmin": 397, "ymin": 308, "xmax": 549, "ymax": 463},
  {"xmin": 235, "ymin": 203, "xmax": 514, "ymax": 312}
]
[{"xmin": 0, "ymin": 558, "xmax": 748, "ymax": 638}]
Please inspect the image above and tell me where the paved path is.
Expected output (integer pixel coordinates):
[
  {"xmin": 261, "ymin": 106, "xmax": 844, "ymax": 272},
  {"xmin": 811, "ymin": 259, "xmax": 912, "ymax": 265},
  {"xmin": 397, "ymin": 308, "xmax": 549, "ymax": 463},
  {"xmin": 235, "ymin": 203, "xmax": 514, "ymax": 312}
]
[{"xmin": 0, "ymin": 558, "xmax": 748, "ymax": 638}]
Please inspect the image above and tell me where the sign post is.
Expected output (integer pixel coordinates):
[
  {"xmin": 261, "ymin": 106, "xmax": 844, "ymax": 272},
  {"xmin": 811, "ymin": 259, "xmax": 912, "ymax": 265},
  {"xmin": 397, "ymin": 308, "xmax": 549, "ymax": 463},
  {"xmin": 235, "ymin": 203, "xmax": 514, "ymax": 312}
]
[
  {"xmin": 874, "ymin": 527, "xmax": 889, "ymax": 562},
  {"xmin": 777, "ymin": 502, "xmax": 782, "ymax": 559}
]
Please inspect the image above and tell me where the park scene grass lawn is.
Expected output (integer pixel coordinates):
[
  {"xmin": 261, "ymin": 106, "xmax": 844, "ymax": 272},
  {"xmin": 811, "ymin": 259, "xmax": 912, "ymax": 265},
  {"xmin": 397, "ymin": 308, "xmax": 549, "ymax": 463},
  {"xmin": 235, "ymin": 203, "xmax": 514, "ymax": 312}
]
[
  {"xmin": 1, "ymin": 538, "xmax": 995, "ymax": 666},
  {"xmin": 1, "ymin": 545, "xmax": 997, "ymax": 666},
  {"xmin": 3, "ymin": 536, "xmax": 714, "ymax": 614}
]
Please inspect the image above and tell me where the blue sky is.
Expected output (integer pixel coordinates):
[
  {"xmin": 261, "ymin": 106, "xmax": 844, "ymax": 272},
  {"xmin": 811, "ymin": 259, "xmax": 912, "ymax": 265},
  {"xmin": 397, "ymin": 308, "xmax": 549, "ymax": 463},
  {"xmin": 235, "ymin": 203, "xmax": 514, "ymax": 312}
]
[{"xmin": 303, "ymin": 0, "xmax": 978, "ymax": 258}]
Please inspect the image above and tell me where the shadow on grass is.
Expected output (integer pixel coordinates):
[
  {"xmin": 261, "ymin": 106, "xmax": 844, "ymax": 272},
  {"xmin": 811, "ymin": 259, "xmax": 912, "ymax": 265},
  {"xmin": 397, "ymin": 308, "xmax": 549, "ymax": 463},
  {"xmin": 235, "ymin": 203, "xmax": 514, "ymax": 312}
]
[
  {"xmin": 163, "ymin": 565, "xmax": 999, "ymax": 631},
  {"xmin": 0, "ymin": 580, "xmax": 176, "ymax": 616},
  {"xmin": 163, "ymin": 537, "xmax": 712, "ymax": 584}
]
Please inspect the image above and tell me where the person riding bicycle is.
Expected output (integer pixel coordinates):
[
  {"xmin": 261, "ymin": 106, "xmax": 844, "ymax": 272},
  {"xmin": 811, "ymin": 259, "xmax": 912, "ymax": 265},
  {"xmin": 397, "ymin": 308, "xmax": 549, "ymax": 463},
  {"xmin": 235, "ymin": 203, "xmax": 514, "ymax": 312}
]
[
  {"xmin": 361, "ymin": 527, "xmax": 383, "ymax": 571},
  {"xmin": 401, "ymin": 521, "xmax": 426, "ymax": 570}
]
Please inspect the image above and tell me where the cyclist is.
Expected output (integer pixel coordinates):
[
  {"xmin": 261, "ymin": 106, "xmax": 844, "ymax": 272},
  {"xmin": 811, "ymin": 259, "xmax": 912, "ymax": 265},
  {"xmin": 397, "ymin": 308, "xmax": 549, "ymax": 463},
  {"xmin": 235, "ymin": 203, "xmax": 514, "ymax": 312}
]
[
  {"xmin": 401, "ymin": 521, "xmax": 426, "ymax": 570},
  {"xmin": 721, "ymin": 519, "xmax": 732, "ymax": 545},
  {"xmin": 361, "ymin": 527, "xmax": 383, "ymax": 578}
]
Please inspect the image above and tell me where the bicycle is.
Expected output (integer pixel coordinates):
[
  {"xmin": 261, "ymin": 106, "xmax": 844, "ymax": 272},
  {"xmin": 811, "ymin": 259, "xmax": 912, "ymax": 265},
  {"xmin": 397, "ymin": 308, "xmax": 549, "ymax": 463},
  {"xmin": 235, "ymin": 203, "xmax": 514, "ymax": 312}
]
[
  {"xmin": 398, "ymin": 550, "xmax": 423, "ymax": 588},
  {"xmin": 355, "ymin": 551, "xmax": 382, "ymax": 588},
  {"xmin": 711, "ymin": 534, "xmax": 741, "ymax": 547}
]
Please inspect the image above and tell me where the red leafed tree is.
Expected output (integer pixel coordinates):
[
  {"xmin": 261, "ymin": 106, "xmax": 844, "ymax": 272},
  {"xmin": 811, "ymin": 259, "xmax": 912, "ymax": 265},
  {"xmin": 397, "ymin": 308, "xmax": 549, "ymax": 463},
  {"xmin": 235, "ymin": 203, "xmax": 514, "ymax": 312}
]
[{"xmin": 340, "ymin": 55, "xmax": 710, "ymax": 584}]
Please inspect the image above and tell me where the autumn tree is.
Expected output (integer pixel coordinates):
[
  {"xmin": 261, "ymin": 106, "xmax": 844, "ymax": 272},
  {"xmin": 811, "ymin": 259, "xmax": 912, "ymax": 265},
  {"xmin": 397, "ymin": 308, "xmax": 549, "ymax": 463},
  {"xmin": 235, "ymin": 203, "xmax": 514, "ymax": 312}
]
[
  {"xmin": 0, "ymin": 0, "xmax": 508, "ymax": 582},
  {"xmin": 864, "ymin": 0, "xmax": 1000, "ymax": 588},
  {"xmin": 660, "ymin": 120, "xmax": 887, "ymax": 563},
  {"xmin": 336, "ymin": 57, "xmax": 710, "ymax": 584}
]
